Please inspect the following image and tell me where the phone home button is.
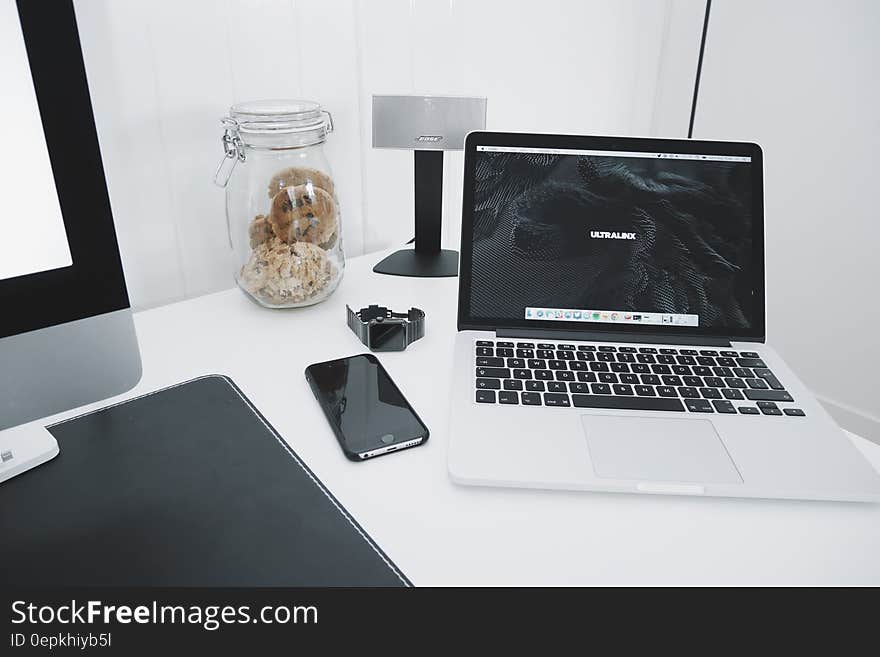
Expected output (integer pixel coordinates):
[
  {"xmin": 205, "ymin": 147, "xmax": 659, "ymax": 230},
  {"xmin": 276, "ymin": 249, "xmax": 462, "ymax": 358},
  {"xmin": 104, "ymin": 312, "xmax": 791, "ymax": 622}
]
[{"xmin": 380, "ymin": 434, "xmax": 395, "ymax": 444}]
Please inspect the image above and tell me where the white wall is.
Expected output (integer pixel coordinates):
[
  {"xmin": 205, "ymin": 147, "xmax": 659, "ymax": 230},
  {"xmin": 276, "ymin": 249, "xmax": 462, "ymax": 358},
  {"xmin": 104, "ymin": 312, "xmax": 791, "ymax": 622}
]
[
  {"xmin": 692, "ymin": 0, "xmax": 880, "ymax": 440},
  {"xmin": 73, "ymin": 0, "xmax": 701, "ymax": 310}
]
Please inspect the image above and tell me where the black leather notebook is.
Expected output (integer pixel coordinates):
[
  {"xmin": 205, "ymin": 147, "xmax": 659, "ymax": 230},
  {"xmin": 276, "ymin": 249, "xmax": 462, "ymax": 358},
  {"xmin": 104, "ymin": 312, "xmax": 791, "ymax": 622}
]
[{"xmin": 0, "ymin": 376, "xmax": 410, "ymax": 587}]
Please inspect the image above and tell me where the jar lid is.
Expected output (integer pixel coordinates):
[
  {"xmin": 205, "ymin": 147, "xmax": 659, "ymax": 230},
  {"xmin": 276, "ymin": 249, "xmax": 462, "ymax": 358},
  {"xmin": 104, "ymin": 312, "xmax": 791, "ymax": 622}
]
[{"xmin": 226, "ymin": 99, "xmax": 332, "ymax": 139}]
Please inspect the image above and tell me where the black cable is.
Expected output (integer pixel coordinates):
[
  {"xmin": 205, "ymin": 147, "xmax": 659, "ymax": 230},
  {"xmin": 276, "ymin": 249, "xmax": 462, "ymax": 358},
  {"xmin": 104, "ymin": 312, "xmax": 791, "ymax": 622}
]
[{"xmin": 688, "ymin": 0, "xmax": 712, "ymax": 138}]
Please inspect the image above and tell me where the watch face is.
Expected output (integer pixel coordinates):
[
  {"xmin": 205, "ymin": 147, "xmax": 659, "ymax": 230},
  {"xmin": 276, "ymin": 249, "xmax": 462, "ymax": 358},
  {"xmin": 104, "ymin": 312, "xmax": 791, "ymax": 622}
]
[{"xmin": 369, "ymin": 320, "xmax": 407, "ymax": 351}]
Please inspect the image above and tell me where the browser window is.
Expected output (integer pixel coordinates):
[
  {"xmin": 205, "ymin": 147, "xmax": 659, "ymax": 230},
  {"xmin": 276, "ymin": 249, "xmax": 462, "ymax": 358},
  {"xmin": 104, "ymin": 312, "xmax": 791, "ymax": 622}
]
[{"xmin": 0, "ymin": 0, "xmax": 73, "ymax": 282}]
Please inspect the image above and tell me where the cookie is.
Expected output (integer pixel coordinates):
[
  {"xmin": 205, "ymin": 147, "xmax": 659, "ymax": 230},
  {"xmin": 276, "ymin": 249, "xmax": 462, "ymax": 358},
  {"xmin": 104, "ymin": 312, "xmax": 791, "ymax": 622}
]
[
  {"xmin": 268, "ymin": 184, "xmax": 338, "ymax": 245},
  {"xmin": 248, "ymin": 214, "xmax": 274, "ymax": 249},
  {"xmin": 267, "ymin": 166, "xmax": 335, "ymax": 200},
  {"xmin": 238, "ymin": 237, "xmax": 336, "ymax": 306}
]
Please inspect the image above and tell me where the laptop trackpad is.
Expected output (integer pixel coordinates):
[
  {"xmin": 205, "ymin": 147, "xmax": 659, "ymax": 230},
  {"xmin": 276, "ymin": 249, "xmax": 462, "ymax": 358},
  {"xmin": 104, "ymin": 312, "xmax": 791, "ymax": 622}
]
[{"xmin": 581, "ymin": 415, "xmax": 743, "ymax": 484}]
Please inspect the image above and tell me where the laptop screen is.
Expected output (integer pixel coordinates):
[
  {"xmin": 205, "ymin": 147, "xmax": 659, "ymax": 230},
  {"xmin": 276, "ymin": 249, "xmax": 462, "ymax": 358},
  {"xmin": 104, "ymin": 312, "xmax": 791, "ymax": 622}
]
[{"xmin": 463, "ymin": 138, "xmax": 762, "ymax": 337}]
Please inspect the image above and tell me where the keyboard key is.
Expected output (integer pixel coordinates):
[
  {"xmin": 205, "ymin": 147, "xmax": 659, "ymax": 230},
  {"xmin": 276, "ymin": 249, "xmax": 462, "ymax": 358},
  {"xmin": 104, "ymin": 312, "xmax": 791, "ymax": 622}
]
[
  {"xmin": 704, "ymin": 377, "xmax": 724, "ymax": 388},
  {"xmin": 555, "ymin": 371, "xmax": 575, "ymax": 381},
  {"xmin": 507, "ymin": 358, "xmax": 526, "ymax": 368},
  {"xmin": 528, "ymin": 359, "xmax": 546, "ymax": 369},
  {"xmin": 635, "ymin": 385, "xmax": 656, "ymax": 396},
  {"xmin": 547, "ymin": 381, "xmax": 567, "ymax": 392},
  {"xmin": 676, "ymin": 355, "xmax": 696, "ymax": 366},
  {"xmin": 616, "ymin": 353, "xmax": 636, "ymax": 363},
  {"xmin": 537, "ymin": 349, "xmax": 554, "ymax": 359},
  {"xmin": 672, "ymin": 365, "xmax": 692, "ymax": 375},
  {"xmin": 558, "ymin": 344, "xmax": 576, "ymax": 350},
  {"xmin": 744, "ymin": 389, "xmax": 794, "ymax": 403},
  {"xmin": 538, "ymin": 343, "xmax": 555, "ymax": 349},
  {"xmin": 556, "ymin": 350, "xmax": 575, "ymax": 360},
  {"xmin": 637, "ymin": 354, "xmax": 657, "ymax": 364},
  {"xmin": 619, "ymin": 346, "xmax": 637, "ymax": 353},
  {"xmin": 760, "ymin": 406, "xmax": 783, "ymax": 416},
  {"xmin": 678, "ymin": 387, "xmax": 699, "ymax": 398},
  {"xmin": 590, "ymin": 362, "xmax": 610, "ymax": 372},
  {"xmin": 736, "ymin": 357, "xmax": 766, "ymax": 368},
  {"xmin": 476, "ymin": 390, "xmax": 496, "ymax": 403},
  {"xmin": 476, "ymin": 347, "xmax": 493, "ymax": 357},
  {"xmin": 659, "ymin": 348, "xmax": 678, "ymax": 354},
  {"xmin": 738, "ymin": 406, "xmax": 759, "ymax": 415},
  {"xmin": 569, "ymin": 382, "xmax": 590, "ymax": 394},
  {"xmin": 683, "ymin": 375, "xmax": 703, "ymax": 387},
  {"xmin": 697, "ymin": 356, "xmax": 716, "ymax": 366},
  {"xmin": 733, "ymin": 367, "xmax": 752, "ymax": 378},
  {"xmin": 496, "ymin": 341, "xmax": 514, "ymax": 348},
  {"xmin": 577, "ymin": 345, "xmax": 596, "ymax": 351},
  {"xmin": 476, "ymin": 356, "xmax": 504, "ymax": 367},
  {"xmin": 548, "ymin": 360, "xmax": 567, "ymax": 370},
  {"xmin": 725, "ymin": 377, "xmax": 746, "ymax": 389},
  {"xmin": 716, "ymin": 357, "xmax": 736, "ymax": 367},
  {"xmin": 572, "ymin": 395, "xmax": 684, "ymax": 412},
  {"xmin": 640, "ymin": 374, "xmax": 660, "ymax": 385},
  {"xmin": 620, "ymin": 373, "xmax": 639, "ymax": 384},
  {"xmin": 655, "ymin": 385, "xmax": 678, "ymax": 398},
  {"xmin": 720, "ymin": 351, "xmax": 738, "ymax": 357},
  {"xmin": 597, "ymin": 353, "xmax": 615, "ymax": 362},
  {"xmin": 662, "ymin": 375, "xmax": 683, "ymax": 387},
  {"xmin": 476, "ymin": 367, "xmax": 510, "ymax": 378},
  {"xmin": 496, "ymin": 348, "xmax": 514, "ymax": 357},
  {"xmin": 657, "ymin": 355, "xmax": 676, "ymax": 365},
  {"xmin": 638, "ymin": 347, "xmax": 658, "ymax": 354},
  {"xmin": 499, "ymin": 391, "xmax": 519, "ymax": 404},
  {"xmin": 752, "ymin": 368, "xmax": 784, "ymax": 390},
  {"xmin": 613, "ymin": 384, "xmax": 634, "ymax": 396},
  {"xmin": 713, "ymin": 366, "xmax": 733, "ymax": 378},
  {"xmin": 516, "ymin": 342, "xmax": 535, "ymax": 349},
  {"xmin": 476, "ymin": 378, "xmax": 501, "ymax": 390},
  {"xmin": 700, "ymin": 387, "xmax": 722, "ymax": 399},
  {"xmin": 699, "ymin": 350, "xmax": 719, "ymax": 357},
  {"xmin": 783, "ymin": 408, "xmax": 806, "ymax": 417},
  {"xmin": 591, "ymin": 383, "xmax": 612, "ymax": 395},
  {"xmin": 746, "ymin": 378, "xmax": 769, "ymax": 389},
  {"xmin": 569, "ymin": 361, "xmax": 588, "ymax": 371},
  {"xmin": 631, "ymin": 364, "xmax": 649, "ymax": 374},
  {"xmin": 610, "ymin": 363, "xmax": 631, "ymax": 373},
  {"xmin": 534, "ymin": 370, "xmax": 554, "ymax": 381},
  {"xmin": 712, "ymin": 399, "xmax": 737, "ymax": 413},
  {"xmin": 685, "ymin": 399, "xmax": 714, "ymax": 413},
  {"xmin": 516, "ymin": 349, "xmax": 534, "ymax": 359},
  {"xmin": 740, "ymin": 351, "xmax": 759, "ymax": 358},
  {"xmin": 598, "ymin": 372, "xmax": 618, "ymax": 383},
  {"xmin": 577, "ymin": 372, "xmax": 597, "ymax": 383},
  {"xmin": 693, "ymin": 366, "xmax": 712, "ymax": 376},
  {"xmin": 476, "ymin": 340, "xmax": 494, "ymax": 347},
  {"xmin": 757, "ymin": 401, "xmax": 778, "ymax": 410},
  {"xmin": 722, "ymin": 388, "xmax": 744, "ymax": 400},
  {"xmin": 598, "ymin": 345, "xmax": 617, "ymax": 352},
  {"xmin": 576, "ymin": 351, "xmax": 595, "ymax": 361},
  {"xmin": 503, "ymin": 379, "xmax": 523, "ymax": 390},
  {"xmin": 680, "ymin": 349, "xmax": 698, "ymax": 356},
  {"xmin": 544, "ymin": 393, "xmax": 571, "ymax": 407},
  {"xmin": 651, "ymin": 364, "xmax": 671, "ymax": 374},
  {"xmin": 512, "ymin": 369, "xmax": 532, "ymax": 379},
  {"xmin": 522, "ymin": 392, "xmax": 542, "ymax": 405},
  {"xmin": 526, "ymin": 380, "xmax": 545, "ymax": 391}
]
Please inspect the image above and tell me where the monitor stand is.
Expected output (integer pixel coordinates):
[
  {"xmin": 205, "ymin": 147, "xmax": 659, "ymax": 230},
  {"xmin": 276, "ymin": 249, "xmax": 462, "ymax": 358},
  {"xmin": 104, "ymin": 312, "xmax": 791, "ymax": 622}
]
[
  {"xmin": 373, "ymin": 150, "xmax": 459, "ymax": 278},
  {"xmin": 0, "ymin": 421, "xmax": 59, "ymax": 484}
]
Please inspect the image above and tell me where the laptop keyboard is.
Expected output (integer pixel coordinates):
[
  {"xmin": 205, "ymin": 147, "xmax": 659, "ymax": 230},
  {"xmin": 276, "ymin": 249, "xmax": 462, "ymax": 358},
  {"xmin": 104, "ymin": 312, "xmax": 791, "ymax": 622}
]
[{"xmin": 473, "ymin": 340, "xmax": 805, "ymax": 416}]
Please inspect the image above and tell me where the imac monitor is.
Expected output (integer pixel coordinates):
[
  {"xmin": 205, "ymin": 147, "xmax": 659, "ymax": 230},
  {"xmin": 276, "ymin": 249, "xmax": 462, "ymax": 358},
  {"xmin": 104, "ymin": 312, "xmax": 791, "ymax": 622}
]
[{"xmin": 0, "ymin": 0, "xmax": 142, "ymax": 481}]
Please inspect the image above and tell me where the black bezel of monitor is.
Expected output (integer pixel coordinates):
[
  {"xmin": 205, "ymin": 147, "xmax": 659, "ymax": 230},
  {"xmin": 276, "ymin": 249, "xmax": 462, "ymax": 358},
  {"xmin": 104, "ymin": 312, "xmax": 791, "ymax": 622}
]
[
  {"xmin": 0, "ymin": 0, "xmax": 129, "ymax": 340},
  {"xmin": 457, "ymin": 131, "xmax": 765, "ymax": 342}
]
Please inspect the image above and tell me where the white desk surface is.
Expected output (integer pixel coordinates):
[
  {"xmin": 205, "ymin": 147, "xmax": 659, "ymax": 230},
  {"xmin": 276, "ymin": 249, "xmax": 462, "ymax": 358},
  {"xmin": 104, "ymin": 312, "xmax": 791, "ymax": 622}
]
[{"xmin": 46, "ymin": 250, "xmax": 880, "ymax": 585}]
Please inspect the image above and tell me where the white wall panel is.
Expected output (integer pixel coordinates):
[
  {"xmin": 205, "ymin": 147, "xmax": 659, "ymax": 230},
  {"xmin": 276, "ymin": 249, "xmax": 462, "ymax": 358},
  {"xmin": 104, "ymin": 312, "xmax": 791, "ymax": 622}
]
[{"xmin": 74, "ymin": 0, "xmax": 699, "ymax": 309}]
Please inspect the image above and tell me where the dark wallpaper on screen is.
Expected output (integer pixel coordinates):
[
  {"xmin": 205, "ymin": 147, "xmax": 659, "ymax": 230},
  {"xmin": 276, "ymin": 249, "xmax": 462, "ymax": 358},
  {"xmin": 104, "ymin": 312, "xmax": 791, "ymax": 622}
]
[{"xmin": 468, "ymin": 152, "xmax": 754, "ymax": 329}]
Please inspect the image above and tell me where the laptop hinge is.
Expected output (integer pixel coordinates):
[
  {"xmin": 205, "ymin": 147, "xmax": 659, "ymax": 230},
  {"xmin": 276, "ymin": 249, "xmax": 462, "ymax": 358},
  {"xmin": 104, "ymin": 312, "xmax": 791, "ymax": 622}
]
[{"xmin": 495, "ymin": 328, "xmax": 731, "ymax": 347}]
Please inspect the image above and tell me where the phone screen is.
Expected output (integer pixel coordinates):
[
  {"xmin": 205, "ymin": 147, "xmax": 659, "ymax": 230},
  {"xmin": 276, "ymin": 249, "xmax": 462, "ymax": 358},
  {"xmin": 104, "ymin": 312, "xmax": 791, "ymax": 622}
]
[{"xmin": 306, "ymin": 354, "xmax": 428, "ymax": 458}]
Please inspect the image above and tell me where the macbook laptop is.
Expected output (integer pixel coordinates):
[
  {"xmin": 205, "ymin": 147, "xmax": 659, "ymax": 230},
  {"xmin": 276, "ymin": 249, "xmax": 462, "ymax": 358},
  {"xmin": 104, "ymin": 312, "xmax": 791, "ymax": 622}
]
[{"xmin": 448, "ymin": 131, "xmax": 880, "ymax": 502}]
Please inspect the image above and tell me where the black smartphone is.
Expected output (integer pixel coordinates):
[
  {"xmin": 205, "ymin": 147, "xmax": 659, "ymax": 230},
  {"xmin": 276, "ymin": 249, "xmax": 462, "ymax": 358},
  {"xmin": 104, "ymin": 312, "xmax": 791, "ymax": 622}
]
[{"xmin": 305, "ymin": 354, "xmax": 429, "ymax": 461}]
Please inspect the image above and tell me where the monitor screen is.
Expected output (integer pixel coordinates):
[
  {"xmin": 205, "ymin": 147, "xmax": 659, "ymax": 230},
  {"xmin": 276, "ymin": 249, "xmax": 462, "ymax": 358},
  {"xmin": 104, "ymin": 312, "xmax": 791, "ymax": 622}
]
[
  {"xmin": 0, "ymin": 0, "xmax": 72, "ymax": 282},
  {"xmin": 467, "ymin": 143, "xmax": 756, "ymax": 332}
]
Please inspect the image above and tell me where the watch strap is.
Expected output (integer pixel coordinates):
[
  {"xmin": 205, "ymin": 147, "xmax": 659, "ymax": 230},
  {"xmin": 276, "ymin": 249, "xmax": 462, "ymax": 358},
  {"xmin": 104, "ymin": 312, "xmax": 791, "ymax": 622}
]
[{"xmin": 346, "ymin": 305, "xmax": 425, "ymax": 349}]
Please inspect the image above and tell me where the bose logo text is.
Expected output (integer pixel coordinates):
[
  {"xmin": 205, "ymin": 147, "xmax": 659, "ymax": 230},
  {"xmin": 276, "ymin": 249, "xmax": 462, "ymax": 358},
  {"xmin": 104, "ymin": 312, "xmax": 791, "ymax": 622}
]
[
  {"xmin": 590, "ymin": 231, "xmax": 637, "ymax": 240},
  {"xmin": 415, "ymin": 135, "xmax": 443, "ymax": 142}
]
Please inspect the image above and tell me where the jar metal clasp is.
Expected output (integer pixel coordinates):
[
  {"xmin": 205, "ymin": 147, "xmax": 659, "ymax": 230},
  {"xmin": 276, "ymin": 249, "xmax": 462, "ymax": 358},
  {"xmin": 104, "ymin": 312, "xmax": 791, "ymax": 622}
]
[{"xmin": 213, "ymin": 119, "xmax": 246, "ymax": 188}]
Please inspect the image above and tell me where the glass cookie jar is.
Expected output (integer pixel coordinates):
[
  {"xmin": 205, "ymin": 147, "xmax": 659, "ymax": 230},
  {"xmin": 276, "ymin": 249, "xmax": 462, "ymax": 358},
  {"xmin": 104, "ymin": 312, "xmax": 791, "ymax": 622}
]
[{"xmin": 215, "ymin": 99, "xmax": 344, "ymax": 308}]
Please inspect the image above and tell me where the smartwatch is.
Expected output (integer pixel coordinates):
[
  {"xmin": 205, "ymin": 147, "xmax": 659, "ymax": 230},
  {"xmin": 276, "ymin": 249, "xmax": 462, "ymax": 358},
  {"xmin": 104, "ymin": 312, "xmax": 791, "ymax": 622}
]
[{"xmin": 346, "ymin": 305, "xmax": 425, "ymax": 351}]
